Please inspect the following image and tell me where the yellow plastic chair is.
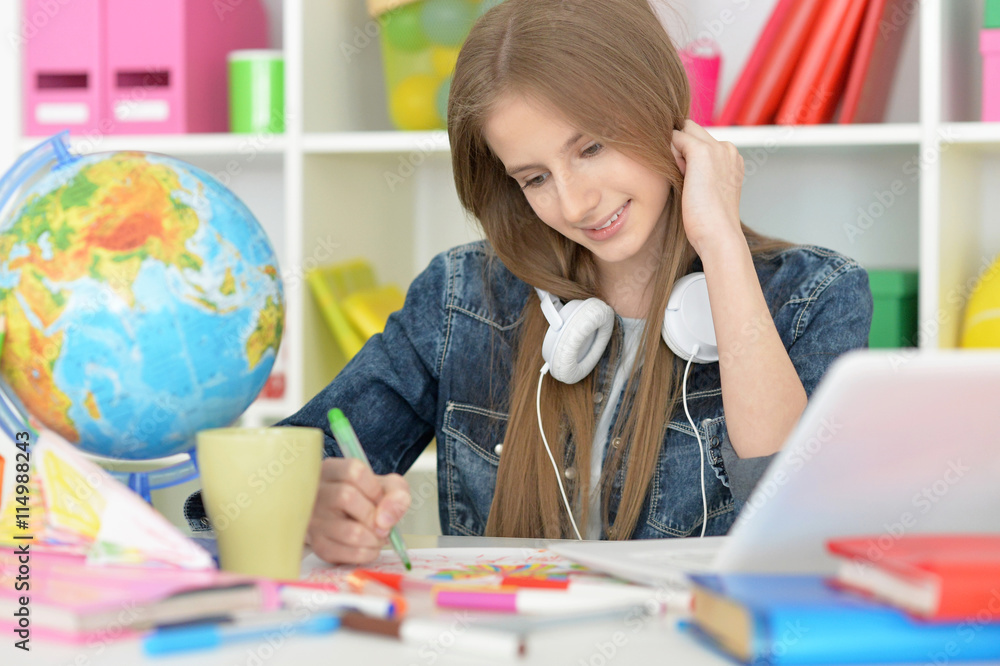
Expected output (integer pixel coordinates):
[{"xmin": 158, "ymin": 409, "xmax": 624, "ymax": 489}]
[{"xmin": 307, "ymin": 259, "xmax": 405, "ymax": 361}]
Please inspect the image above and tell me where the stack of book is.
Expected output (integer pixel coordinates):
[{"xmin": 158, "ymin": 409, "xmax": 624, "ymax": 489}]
[
  {"xmin": 717, "ymin": 0, "xmax": 915, "ymax": 126},
  {"xmin": 0, "ymin": 549, "xmax": 270, "ymax": 643},
  {"xmin": 687, "ymin": 535, "xmax": 1000, "ymax": 665}
]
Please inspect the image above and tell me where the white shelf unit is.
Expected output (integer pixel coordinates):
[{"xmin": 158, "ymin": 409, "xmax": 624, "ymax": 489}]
[{"xmin": 0, "ymin": 1, "xmax": 996, "ymax": 532}]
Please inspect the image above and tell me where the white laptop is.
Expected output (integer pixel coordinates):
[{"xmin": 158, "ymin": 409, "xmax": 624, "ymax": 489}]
[{"xmin": 550, "ymin": 349, "xmax": 1000, "ymax": 583}]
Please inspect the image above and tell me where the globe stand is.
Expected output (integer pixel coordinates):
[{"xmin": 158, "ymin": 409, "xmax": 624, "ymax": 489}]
[{"xmin": 81, "ymin": 449, "xmax": 200, "ymax": 504}]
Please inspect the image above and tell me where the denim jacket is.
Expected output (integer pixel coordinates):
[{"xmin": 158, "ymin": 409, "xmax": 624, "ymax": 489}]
[{"xmin": 186, "ymin": 240, "xmax": 872, "ymax": 539}]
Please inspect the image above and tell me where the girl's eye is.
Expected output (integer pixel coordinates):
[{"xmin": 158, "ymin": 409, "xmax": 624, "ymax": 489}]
[
  {"xmin": 522, "ymin": 173, "xmax": 548, "ymax": 189},
  {"xmin": 582, "ymin": 142, "xmax": 603, "ymax": 156}
]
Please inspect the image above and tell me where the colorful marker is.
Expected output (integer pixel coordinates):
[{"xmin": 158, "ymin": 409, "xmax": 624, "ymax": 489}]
[
  {"xmin": 143, "ymin": 609, "xmax": 340, "ymax": 656},
  {"xmin": 354, "ymin": 569, "xmax": 503, "ymax": 592},
  {"xmin": 353, "ymin": 569, "xmax": 434, "ymax": 592},
  {"xmin": 339, "ymin": 611, "xmax": 526, "ymax": 659},
  {"xmin": 434, "ymin": 587, "xmax": 662, "ymax": 615},
  {"xmin": 280, "ymin": 584, "xmax": 400, "ymax": 619},
  {"xmin": 327, "ymin": 408, "xmax": 412, "ymax": 571},
  {"xmin": 499, "ymin": 576, "xmax": 693, "ymax": 613}
]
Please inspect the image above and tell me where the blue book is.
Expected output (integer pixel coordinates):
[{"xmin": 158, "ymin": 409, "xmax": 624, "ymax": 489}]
[{"xmin": 687, "ymin": 573, "xmax": 1000, "ymax": 665}]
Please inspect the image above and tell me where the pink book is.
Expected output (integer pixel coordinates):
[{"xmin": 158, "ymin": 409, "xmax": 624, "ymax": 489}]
[{"xmin": 0, "ymin": 550, "xmax": 272, "ymax": 641}]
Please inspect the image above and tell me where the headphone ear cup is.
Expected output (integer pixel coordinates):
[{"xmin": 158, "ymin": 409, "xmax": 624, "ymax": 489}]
[
  {"xmin": 544, "ymin": 298, "xmax": 615, "ymax": 384},
  {"xmin": 662, "ymin": 272, "xmax": 719, "ymax": 364}
]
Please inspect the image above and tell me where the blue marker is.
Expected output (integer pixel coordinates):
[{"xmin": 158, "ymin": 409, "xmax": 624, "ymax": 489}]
[{"xmin": 143, "ymin": 610, "xmax": 340, "ymax": 656}]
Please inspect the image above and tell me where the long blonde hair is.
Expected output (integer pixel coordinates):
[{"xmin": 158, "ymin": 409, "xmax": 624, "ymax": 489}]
[{"xmin": 448, "ymin": 0, "xmax": 787, "ymax": 539}]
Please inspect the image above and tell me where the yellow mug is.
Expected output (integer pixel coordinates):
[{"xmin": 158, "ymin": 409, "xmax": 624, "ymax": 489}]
[{"xmin": 196, "ymin": 427, "xmax": 323, "ymax": 579}]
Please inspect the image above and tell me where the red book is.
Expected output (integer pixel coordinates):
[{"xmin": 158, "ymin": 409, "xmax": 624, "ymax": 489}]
[
  {"xmin": 827, "ymin": 535, "xmax": 1000, "ymax": 620},
  {"xmin": 716, "ymin": 0, "xmax": 798, "ymax": 126},
  {"xmin": 838, "ymin": 0, "xmax": 915, "ymax": 123},
  {"xmin": 734, "ymin": 0, "xmax": 826, "ymax": 125},
  {"xmin": 775, "ymin": 0, "xmax": 869, "ymax": 125}
]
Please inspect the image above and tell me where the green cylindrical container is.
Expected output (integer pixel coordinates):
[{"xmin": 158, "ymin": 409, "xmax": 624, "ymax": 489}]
[
  {"xmin": 868, "ymin": 269, "xmax": 919, "ymax": 348},
  {"xmin": 228, "ymin": 49, "xmax": 285, "ymax": 134}
]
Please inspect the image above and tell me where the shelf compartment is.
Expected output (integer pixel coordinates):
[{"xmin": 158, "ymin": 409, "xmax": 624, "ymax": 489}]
[
  {"xmin": 303, "ymin": 131, "xmax": 449, "ymax": 154},
  {"xmin": 301, "ymin": 124, "xmax": 922, "ymax": 156},
  {"xmin": 20, "ymin": 132, "xmax": 288, "ymax": 157}
]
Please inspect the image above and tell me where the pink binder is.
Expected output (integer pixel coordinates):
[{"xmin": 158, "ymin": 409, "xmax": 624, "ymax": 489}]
[
  {"xmin": 104, "ymin": 0, "xmax": 269, "ymax": 134},
  {"xmin": 23, "ymin": 0, "xmax": 105, "ymax": 136}
]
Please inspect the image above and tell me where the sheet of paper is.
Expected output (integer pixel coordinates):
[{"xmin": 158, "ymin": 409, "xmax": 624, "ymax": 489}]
[
  {"xmin": 299, "ymin": 547, "xmax": 589, "ymax": 587},
  {"xmin": 0, "ymin": 429, "xmax": 213, "ymax": 569}
]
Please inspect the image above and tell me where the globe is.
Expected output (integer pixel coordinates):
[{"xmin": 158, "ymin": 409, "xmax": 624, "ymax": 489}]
[{"xmin": 0, "ymin": 133, "xmax": 284, "ymax": 462}]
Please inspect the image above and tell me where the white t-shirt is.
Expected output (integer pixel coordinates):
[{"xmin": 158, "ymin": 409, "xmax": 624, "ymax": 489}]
[{"xmin": 586, "ymin": 316, "xmax": 645, "ymax": 539}]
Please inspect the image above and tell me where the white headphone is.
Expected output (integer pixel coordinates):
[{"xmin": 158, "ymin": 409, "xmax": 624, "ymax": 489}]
[
  {"xmin": 533, "ymin": 272, "xmax": 717, "ymax": 540},
  {"xmin": 534, "ymin": 272, "xmax": 718, "ymax": 383}
]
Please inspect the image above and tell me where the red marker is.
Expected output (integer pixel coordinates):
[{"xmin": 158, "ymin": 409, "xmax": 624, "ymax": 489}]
[{"xmin": 353, "ymin": 569, "xmax": 434, "ymax": 592}]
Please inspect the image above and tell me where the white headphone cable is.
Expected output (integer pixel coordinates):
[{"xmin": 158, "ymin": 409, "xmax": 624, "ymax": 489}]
[
  {"xmin": 681, "ymin": 345, "xmax": 708, "ymax": 538},
  {"xmin": 537, "ymin": 363, "xmax": 584, "ymax": 540}
]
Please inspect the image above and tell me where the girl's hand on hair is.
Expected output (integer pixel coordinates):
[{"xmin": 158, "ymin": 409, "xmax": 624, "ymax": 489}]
[
  {"xmin": 670, "ymin": 119, "xmax": 745, "ymax": 258},
  {"xmin": 305, "ymin": 457, "xmax": 411, "ymax": 565}
]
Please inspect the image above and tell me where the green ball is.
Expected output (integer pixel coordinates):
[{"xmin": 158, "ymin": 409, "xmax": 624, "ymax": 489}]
[
  {"xmin": 437, "ymin": 76, "xmax": 452, "ymax": 123},
  {"xmin": 421, "ymin": 0, "xmax": 475, "ymax": 47},
  {"xmin": 382, "ymin": 3, "xmax": 429, "ymax": 52}
]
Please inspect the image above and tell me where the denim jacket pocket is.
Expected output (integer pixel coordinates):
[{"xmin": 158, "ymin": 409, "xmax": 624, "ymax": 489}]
[
  {"xmin": 440, "ymin": 401, "xmax": 507, "ymax": 536},
  {"xmin": 640, "ymin": 416, "xmax": 735, "ymax": 538}
]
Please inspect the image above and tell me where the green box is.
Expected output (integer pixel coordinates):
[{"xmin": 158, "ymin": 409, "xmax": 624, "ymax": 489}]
[
  {"xmin": 986, "ymin": 0, "xmax": 1000, "ymax": 29},
  {"xmin": 868, "ymin": 269, "xmax": 919, "ymax": 348}
]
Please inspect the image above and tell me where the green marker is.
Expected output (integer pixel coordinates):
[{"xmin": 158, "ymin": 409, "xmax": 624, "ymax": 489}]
[{"xmin": 327, "ymin": 408, "xmax": 412, "ymax": 571}]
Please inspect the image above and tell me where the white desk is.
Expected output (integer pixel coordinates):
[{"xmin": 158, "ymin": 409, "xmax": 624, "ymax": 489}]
[{"xmin": 1, "ymin": 536, "xmax": 732, "ymax": 666}]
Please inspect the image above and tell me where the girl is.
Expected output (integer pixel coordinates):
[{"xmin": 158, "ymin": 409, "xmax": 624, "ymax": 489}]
[{"xmin": 187, "ymin": 0, "xmax": 872, "ymax": 564}]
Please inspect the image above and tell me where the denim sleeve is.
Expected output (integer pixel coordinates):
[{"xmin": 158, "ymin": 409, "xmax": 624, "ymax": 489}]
[
  {"xmin": 183, "ymin": 252, "xmax": 447, "ymax": 533},
  {"xmin": 719, "ymin": 264, "xmax": 873, "ymax": 502}
]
